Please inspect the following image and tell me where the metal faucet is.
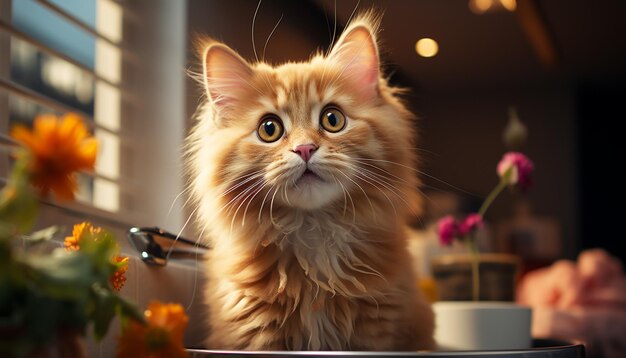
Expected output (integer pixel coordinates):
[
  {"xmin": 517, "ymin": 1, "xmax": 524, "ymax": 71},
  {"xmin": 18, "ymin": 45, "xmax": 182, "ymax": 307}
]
[{"xmin": 127, "ymin": 227, "xmax": 210, "ymax": 266}]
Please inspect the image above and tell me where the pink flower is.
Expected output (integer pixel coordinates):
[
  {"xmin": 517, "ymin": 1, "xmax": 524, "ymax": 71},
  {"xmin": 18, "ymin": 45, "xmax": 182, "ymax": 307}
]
[
  {"xmin": 497, "ymin": 152, "xmax": 534, "ymax": 191},
  {"xmin": 437, "ymin": 215, "xmax": 458, "ymax": 246},
  {"xmin": 458, "ymin": 213, "xmax": 483, "ymax": 236}
]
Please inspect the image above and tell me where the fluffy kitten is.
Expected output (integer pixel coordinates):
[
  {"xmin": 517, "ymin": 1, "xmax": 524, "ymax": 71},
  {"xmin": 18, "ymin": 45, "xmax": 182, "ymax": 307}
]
[{"xmin": 186, "ymin": 12, "xmax": 435, "ymax": 351}]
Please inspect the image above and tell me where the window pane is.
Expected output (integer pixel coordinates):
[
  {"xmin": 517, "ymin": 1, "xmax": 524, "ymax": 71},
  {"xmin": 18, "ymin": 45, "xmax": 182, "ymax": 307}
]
[
  {"xmin": 48, "ymin": 0, "xmax": 97, "ymax": 28},
  {"xmin": 12, "ymin": 0, "xmax": 96, "ymax": 69},
  {"xmin": 7, "ymin": 0, "xmax": 122, "ymax": 213},
  {"xmin": 93, "ymin": 177, "xmax": 119, "ymax": 212},
  {"xmin": 10, "ymin": 38, "xmax": 95, "ymax": 118}
]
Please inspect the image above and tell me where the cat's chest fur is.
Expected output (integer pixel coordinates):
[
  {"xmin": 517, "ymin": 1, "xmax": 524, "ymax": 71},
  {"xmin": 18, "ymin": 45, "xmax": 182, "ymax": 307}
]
[
  {"xmin": 272, "ymin": 210, "xmax": 371, "ymax": 295},
  {"xmin": 261, "ymin": 212, "xmax": 385, "ymax": 349},
  {"xmin": 208, "ymin": 210, "xmax": 398, "ymax": 350}
]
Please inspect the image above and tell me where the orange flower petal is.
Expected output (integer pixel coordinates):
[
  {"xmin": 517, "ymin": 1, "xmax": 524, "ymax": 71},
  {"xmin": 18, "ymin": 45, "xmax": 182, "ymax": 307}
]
[
  {"xmin": 64, "ymin": 222, "xmax": 99, "ymax": 251},
  {"xmin": 63, "ymin": 236, "xmax": 80, "ymax": 251},
  {"xmin": 117, "ymin": 301, "xmax": 189, "ymax": 358},
  {"xmin": 10, "ymin": 114, "xmax": 98, "ymax": 201},
  {"xmin": 110, "ymin": 256, "xmax": 129, "ymax": 291},
  {"xmin": 10, "ymin": 125, "xmax": 39, "ymax": 151},
  {"xmin": 77, "ymin": 138, "xmax": 98, "ymax": 169}
]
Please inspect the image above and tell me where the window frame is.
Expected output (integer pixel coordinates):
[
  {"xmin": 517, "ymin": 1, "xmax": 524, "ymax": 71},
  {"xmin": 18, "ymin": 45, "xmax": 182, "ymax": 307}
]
[{"xmin": 0, "ymin": 0, "xmax": 188, "ymax": 243}]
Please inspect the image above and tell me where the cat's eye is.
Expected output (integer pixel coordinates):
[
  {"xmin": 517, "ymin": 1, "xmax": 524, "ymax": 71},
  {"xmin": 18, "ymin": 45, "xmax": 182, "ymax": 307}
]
[
  {"xmin": 320, "ymin": 106, "xmax": 346, "ymax": 133},
  {"xmin": 257, "ymin": 115, "xmax": 284, "ymax": 143}
]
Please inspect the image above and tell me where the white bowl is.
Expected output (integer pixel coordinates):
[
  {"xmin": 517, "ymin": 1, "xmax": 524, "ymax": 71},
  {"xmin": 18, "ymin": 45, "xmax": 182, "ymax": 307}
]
[{"xmin": 433, "ymin": 301, "xmax": 532, "ymax": 351}]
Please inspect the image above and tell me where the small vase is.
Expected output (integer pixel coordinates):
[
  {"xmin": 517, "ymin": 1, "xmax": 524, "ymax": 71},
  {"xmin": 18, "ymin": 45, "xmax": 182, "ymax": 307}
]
[
  {"xmin": 431, "ymin": 253, "xmax": 531, "ymax": 351},
  {"xmin": 431, "ymin": 253, "xmax": 521, "ymax": 301}
]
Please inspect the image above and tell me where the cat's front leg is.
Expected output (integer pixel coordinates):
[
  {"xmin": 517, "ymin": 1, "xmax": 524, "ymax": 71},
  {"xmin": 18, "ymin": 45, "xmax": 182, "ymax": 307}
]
[{"xmin": 350, "ymin": 289, "xmax": 435, "ymax": 351}]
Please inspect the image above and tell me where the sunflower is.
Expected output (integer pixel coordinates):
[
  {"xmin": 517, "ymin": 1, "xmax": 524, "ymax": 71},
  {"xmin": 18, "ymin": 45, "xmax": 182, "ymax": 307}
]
[
  {"xmin": 11, "ymin": 113, "xmax": 98, "ymax": 200},
  {"xmin": 117, "ymin": 301, "xmax": 189, "ymax": 358}
]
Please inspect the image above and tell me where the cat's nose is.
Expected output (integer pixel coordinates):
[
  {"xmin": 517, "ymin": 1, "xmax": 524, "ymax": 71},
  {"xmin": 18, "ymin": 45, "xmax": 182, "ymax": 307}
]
[{"xmin": 292, "ymin": 144, "xmax": 318, "ymax": 162}]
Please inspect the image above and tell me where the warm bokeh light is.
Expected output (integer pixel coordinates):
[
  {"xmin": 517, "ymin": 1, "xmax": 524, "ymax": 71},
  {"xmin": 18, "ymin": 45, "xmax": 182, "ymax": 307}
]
[
  {"xmin": 415, "ymin": 38, "xmax": 439, "ymax": 58},
  {"xmin": 500, "ymin": 0, "xmax": 517, "ymax": 11},
  {"xmin": 469, "ymin": 0, "xmax": 493, "ymax": 14},
  {"xmin": 469, "ymin": 0, "xmax": 516, "ymax": 14}
]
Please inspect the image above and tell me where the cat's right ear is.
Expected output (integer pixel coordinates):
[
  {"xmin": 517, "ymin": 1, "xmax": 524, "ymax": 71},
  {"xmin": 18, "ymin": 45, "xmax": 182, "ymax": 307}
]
[{"xmin": 202, "ymin": 43, "xmax": 254, "ymax": 111}]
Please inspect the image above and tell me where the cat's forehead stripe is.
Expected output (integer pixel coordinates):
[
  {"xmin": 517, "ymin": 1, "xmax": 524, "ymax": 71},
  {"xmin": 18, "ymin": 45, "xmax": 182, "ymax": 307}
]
[
  {"xmin": 273, "ymin": 86, "xmax": 284, "ymax": 107},
  {"xmin": 257, "ymin": 96, "xmax": 277, "ymax": 111},
  {"xmin": 308, "ymin": 81, "xmax": 319, "ymax": 102}
]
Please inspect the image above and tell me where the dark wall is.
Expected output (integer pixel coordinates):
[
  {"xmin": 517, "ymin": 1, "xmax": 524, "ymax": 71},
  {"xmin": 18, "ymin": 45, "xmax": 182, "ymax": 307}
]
[
  {"xmin": 415, "ymin": 85, "xmax": 580, "ymax": 260},
  {"xmin": 577, "ymin": 82, "xmax": 626, "ymax": 264}
]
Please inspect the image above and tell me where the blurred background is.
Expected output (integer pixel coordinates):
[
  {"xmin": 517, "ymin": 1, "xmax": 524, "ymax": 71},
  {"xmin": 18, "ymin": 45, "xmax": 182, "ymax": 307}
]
[
  {"xmin": 1, "ymin": 0, "xmax": 626, "ymax": 286},
  {"xmin": 186, "ymin": 0, "xmax": 626, "ymax": 270}
]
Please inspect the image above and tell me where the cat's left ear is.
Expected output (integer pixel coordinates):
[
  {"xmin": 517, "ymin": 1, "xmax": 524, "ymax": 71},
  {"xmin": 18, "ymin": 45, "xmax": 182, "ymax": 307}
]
[
  {"xmin": 328, "ymin": 19, "xmax": 380, "ymax": 99},
  {"xmin": 202, "ymin": 42, "xmax": 254, "ymax": 112}
]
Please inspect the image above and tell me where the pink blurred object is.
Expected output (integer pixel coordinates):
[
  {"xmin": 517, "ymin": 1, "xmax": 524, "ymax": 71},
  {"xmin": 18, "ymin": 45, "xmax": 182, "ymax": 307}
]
[
  {"xmin": 517, "ymin": 249, "xmax": 626, "ymax": 357},
  {"xmin": 437, "ymin": 215, "xmax": 458, "ymax": 246},
  {"xmin": 458, "ymin": 213, "xmax": 484, "ymax": 237},
  {"xmin": 497, "ymin": 152, "xmax": 534, "ymax": 191}
]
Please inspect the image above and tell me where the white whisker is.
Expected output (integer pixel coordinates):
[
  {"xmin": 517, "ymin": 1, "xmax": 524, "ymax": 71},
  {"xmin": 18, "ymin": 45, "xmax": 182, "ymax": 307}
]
[
  {"xmin": 353, "ymin": 159, "xmax": 410, "ymax": 185},
  {"xmin": 354, "ymin": 157, "xmax": 478, "ymax": 197},
  {"xmin": 219, "ymin": 171, "xmax": 265, "ymax": 198},
  {"xmin": 345, "ymin": 0, "xmax": 362, "ymax": 30},
  {"xmin": 336, "ymin": 168, "xmax": 375, "ymax": 219},
  {"xmin": 326, "ymin": 0, "xmax": 338, "ymax": 56},
  {"xmin": 263, "ymin": 13, "xmax": 284, "ymax": 60},
  {"xmin": 252, "ymin": 0, "xmax": 262, "ymax": 62},
  {"xmin": 185, "ymin": 219, "xmax": 210, "ymax": 311},
  {"xmin": 258, "ymin": 183, "xmax": 275, "ymax": 224},
  {"xmin": 352, "ymin": 171, "xmax": 397, "ymax": 218},
  {"xmin": 333, "ymin": 174, "xmax": 356, "ymax": 223},
  {"xmin": 230, "ymin": 180, "xmax": 266, "ymax": 234},
  {"xmin": 215, "ymin": 178, "xmax": 263, "ymax": 219},
  {"xmin": 283, "ymin": 181, "xmax": 292, "ymax": 206},
  {"xmin": 242, "ymin": 180, "xmax": 269, "ymax": 226},
  {"xmin": 167, "ymin": 185, "xmax": 192, "ymax": 220},
  {"xmin": 167, "ymin": 205, "xmax": 199, "ymax": 262},
  {"xmin": 269, "ymin": 186, "xmax": 280, "ymax": 227}
]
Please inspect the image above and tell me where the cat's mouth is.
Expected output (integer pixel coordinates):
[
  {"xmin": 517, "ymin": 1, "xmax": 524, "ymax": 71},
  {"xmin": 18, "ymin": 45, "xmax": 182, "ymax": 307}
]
[{"xmin": 295, "ymin": 168, "xmax": 324, "ymax": 185}]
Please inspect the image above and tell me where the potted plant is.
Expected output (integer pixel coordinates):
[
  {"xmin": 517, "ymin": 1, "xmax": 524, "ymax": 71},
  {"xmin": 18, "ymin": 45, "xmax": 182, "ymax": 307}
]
[
  {"xmin": 0, "ymin": 114, "xmax": 189, "ymax": 358},
  {"xmin": 431, "ymin": 152, "xmax": 534, "ymax": 351}
]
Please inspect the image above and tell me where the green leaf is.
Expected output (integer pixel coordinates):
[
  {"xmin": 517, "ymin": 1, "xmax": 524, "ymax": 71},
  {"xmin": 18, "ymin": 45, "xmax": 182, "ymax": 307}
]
[
  {"xmin": 0, "ymin": 155, "xmax": 38, "ymax": 235},
  {"xmin": 22, "ymin": 251, "xmax": 97, "ymax": 301},
  {"xmin": 22, "ymin": 226, "xmax": 61, "ymax": 246},
  {"xmin": 87, "ymin": 282, "xmax": 144, "ymax": 341},
  {"xmin": 0, "ymin": 240, "xmax": 11, "ymax": 269},
  {"xmin": 89, "ymin": 284, "xmax": 117, "ymax": 340},
  {"xmin": 115, "ymin": 294, "xmax": 145, "ymax": 325}
]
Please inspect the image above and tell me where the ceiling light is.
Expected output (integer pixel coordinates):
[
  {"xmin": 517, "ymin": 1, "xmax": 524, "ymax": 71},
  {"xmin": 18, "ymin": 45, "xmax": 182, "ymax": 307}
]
[
  {"xmin": 469, "ymin": 0, "xmax": 516, "ymax": 14},
  {"xmin": 469, "ymin": 0, "xmax": 493, "ymax": 14},
  {"xmin": 415, "ymin": 38, "xmax": 439, "ymax": 58},
  {"xmin": 500, "ymin": 0, "xmax": 517, "ymax": 11}
]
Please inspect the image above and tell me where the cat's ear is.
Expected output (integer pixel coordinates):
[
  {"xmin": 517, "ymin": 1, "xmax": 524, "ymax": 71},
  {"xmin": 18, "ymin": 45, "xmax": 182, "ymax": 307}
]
[
  {"xmin": 202, "ymin": 43, "xmax": 254, "ymax": 111},
  {"xmin": 328, "ymin": 19, "xmax": 380, "ymax": 99}
]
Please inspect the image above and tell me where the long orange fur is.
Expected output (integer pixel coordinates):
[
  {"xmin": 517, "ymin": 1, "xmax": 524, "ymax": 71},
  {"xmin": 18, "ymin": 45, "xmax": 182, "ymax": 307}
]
[{"xmin": 186, "ymin": 12, "xmax": 435, "ymax": 350}]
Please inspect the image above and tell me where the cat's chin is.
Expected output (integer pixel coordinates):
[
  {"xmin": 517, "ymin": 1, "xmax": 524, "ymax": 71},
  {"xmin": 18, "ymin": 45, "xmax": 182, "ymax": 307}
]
[{"xmin": 284, "ymin": 180, "xmax": 343, "ymax": 210}]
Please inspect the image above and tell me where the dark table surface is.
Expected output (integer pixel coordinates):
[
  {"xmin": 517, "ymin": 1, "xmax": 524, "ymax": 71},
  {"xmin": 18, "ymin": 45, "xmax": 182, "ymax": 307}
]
[{"xmin": 187, "ymin": 339, "xmax": 585, "ymax": 358}]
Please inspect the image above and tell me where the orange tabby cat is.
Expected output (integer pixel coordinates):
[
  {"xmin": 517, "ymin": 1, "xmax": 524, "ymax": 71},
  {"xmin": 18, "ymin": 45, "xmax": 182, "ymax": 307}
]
[{"xmin": 186, "ymin": 12, "xmax": 435, "ymax": 350}]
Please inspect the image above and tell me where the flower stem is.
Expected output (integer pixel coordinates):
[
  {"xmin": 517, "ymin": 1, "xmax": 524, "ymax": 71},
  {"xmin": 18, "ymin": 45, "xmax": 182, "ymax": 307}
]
[
  {"xmin": 470, "ymin": 169, "xmax": 511, "ymax": 301},
  {"xmin": 469, "ymin": 238, "xmax": 480, "ymax": 301},
  {"xmin": 478, "ymin": 177, "xmax": 509, "ymax": 217}
]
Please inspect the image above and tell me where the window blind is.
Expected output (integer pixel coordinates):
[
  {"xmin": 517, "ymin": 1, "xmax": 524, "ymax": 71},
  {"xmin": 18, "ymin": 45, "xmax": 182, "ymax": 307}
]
[{"xmin": 0, "ymin": 0, "xmax": 140, "ymax": 226}]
